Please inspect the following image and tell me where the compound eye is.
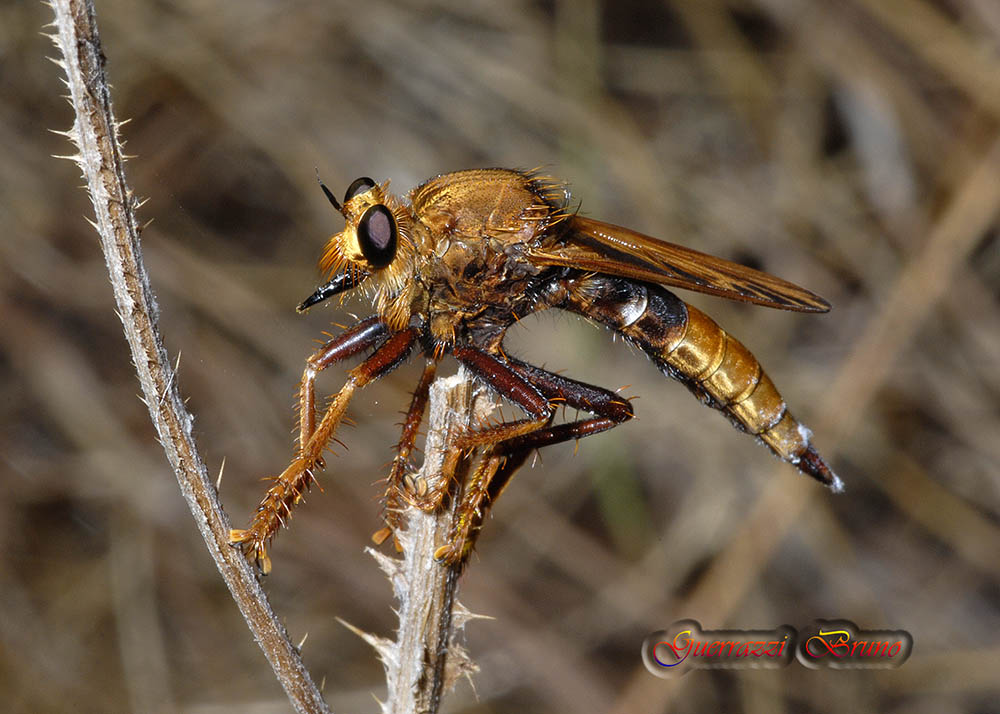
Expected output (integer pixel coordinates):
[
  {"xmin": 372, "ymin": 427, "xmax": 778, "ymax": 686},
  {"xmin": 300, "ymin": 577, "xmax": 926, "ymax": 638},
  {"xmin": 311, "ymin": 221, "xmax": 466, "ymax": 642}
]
[
  {"xmin": 357, "ymin": 204, "xmax": 397, "ymax": 268},
  {"xmin": 344, "ymin": 177, "xmax": 376, "ymax": 202}
]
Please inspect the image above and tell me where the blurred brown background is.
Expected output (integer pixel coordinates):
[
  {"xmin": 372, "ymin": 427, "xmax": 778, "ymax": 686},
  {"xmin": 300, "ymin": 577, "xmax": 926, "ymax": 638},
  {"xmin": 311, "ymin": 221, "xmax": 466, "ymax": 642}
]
[{"xmin": 3, "ymin": 0, "xmax": 999, "ymax": 712}]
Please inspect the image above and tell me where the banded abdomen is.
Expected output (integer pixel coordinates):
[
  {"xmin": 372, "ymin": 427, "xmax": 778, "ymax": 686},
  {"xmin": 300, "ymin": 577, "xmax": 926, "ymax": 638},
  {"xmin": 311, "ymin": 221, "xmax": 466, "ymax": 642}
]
[{"xmin": 561, "ymin": 274, "xmax": 842, "ymax": 491}]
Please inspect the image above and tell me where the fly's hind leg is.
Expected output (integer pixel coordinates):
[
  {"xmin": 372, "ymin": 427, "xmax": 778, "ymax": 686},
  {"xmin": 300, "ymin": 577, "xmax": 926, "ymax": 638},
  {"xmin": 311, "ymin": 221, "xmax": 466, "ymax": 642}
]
[
  {"xmin": 434, "ymin": 351, "xmax": 635, "ymax": 565},
  {"xmin": 230, "ymin": 318, "xmax": 416, "ymax": 573}
]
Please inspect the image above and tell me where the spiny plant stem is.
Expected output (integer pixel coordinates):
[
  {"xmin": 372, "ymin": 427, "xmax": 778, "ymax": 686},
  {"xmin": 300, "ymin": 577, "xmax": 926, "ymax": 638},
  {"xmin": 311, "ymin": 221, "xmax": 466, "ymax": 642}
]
[{"xmin": 47, "ymin": 1, "xmax": 329, "ymax": 712}]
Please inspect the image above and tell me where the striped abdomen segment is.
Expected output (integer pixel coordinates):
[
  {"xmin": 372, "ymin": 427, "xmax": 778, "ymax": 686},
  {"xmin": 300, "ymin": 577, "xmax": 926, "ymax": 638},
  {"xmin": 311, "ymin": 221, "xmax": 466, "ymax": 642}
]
[{"xmin": 563, "ymin": 275, "xmax": 841, "ymax": 491}]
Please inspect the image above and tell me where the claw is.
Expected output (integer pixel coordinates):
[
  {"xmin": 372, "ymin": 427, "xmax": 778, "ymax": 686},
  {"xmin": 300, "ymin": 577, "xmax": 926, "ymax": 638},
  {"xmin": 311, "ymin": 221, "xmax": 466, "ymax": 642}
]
[
  {"xmin": 255, "ymin": 549, "xmax": 272, "ymax": 575},
  {"xmin": 371, "ymin": 526, "xmax": 392, "ymax": 545},
  {"xmin": 229, "ymin": 528, "xmax": 272, "ymax": 575},
  {"xmin": 433, "ymin": 536, "xmax": 473, "ymax": 566},
  {"xmin": 228, "ymin": 528, "xmax": 250, "ymax": 544}
]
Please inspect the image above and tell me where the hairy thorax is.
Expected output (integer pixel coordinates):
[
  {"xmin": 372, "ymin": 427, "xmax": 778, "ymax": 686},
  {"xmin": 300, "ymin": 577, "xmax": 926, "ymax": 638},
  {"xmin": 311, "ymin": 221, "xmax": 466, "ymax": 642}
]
[
  {"xmin": 408, "ymin": 169, "xmax": 566, "ymax": 348},
  {"xmin": 418, "ymin": 226, "xmax": 550, "ymax": 349}
]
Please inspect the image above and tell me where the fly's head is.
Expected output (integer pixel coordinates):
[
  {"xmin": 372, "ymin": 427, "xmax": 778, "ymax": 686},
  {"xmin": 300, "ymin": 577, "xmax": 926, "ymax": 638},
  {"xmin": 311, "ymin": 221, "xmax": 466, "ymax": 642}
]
[{"xmin": 299, "ymin": 176, "xmax": 417, "ymax": 330}]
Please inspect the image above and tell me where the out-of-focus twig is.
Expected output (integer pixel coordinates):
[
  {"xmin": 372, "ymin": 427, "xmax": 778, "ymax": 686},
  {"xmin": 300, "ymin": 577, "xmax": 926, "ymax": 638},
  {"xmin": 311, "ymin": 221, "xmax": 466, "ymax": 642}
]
[{"xmin": 45, "ymin": 1, "xmax": 330, "ymax": 712}]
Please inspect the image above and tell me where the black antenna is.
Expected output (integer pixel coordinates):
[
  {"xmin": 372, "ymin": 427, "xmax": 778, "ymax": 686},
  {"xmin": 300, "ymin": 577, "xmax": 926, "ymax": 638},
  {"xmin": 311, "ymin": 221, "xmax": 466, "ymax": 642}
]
[{"xmin": 315, "ymin": 169, "xmax": 343, "ymax": 213}]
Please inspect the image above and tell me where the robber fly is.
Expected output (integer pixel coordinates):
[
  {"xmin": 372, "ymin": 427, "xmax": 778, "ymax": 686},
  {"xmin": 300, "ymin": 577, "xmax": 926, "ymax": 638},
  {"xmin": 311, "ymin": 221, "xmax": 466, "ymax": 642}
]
[{"xmin": 230, "ymin": 168, "xmax": 842, "ymax": 572}]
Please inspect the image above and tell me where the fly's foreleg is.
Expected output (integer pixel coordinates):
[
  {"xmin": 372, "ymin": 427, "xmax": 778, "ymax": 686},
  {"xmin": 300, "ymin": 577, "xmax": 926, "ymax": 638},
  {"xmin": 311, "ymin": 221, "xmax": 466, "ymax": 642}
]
[
  {"xmin": 230, "ymin": 319, "xmax": 416, "ymax": 573},
  {"xmin": 296, "ymin": 317, "xmax": 390, "ymax": 452}
]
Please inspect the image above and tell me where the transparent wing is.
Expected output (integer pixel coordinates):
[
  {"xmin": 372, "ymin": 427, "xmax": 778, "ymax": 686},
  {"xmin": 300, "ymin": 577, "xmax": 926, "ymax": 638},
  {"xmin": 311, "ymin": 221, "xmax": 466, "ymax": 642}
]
[{"xmin": 529, "ymin": 216, "xmax": 830, "ymax": 312}]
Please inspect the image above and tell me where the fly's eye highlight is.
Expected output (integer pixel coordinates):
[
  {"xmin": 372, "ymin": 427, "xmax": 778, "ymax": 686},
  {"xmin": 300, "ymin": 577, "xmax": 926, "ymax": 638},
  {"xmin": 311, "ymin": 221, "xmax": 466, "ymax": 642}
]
[
  {"xmin": 357, "ymin": 204, "xmax": 397, "ymax": 268},
  {"xmin": 344, "ymin": 177, "xmax": 376, "ymax": 202}
]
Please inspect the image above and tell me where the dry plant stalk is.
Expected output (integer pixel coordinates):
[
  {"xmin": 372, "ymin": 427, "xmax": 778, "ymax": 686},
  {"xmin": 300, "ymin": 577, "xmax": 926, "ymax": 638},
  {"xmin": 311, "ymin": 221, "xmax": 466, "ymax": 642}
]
[
  {"xmin": 46, "ymin": 2, "xmax": 330, "ymax": 712},
  {"xmin": 354, "ymin": 369, "xmax": 492, "ymax": 714},
  {"xmin": 48, "ymin": 1, "xmax": 488, "ymax": 711}
]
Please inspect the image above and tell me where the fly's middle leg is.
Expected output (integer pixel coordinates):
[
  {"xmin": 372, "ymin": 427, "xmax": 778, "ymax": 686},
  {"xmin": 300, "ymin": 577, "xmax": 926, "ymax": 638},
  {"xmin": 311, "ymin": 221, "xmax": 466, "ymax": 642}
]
[{"xmin": 371, "ymin": 358, "xmax": 437, "ymax": 550}]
